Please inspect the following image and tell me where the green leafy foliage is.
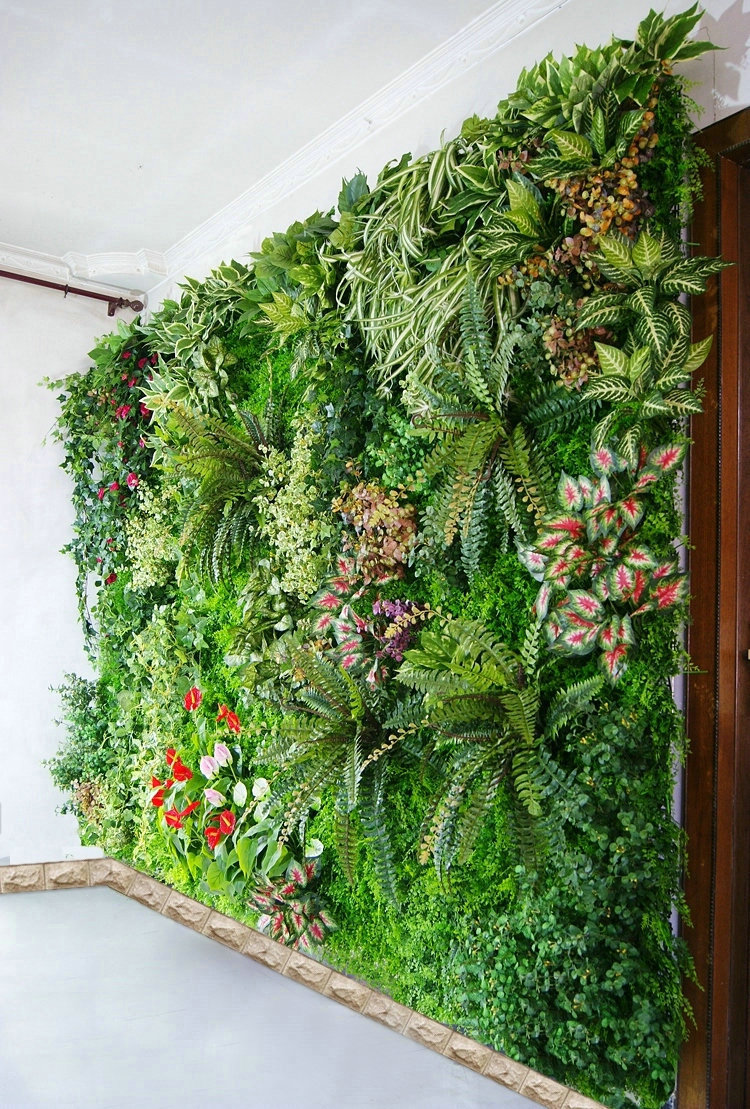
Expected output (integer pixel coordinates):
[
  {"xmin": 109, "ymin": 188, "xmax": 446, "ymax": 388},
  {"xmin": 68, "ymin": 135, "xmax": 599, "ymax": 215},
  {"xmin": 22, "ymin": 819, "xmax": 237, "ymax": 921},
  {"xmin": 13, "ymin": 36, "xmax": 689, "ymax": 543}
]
[{"xmin": 44, "ymin": 15, "xmax": 717, "ymax": 1106}]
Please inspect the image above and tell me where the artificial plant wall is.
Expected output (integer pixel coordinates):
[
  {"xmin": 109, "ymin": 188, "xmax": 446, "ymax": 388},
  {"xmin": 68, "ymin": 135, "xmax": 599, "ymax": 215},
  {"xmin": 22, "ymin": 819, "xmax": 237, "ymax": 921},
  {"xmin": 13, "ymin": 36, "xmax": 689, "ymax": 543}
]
[{"xmin": 46, "ymin": 8, "xmax": 722, "ymax": 1107}]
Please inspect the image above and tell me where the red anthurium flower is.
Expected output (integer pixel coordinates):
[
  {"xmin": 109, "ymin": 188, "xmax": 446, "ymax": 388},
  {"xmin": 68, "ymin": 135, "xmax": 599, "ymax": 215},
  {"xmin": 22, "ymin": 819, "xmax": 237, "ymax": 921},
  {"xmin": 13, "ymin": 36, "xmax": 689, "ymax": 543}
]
[
  {"xmin": 204, "ymin": 825, "xmax": 222, "ymax": 850},
  {"xmin": 166, "ymin": 748, "xmax": 177, "ymax": 768},
  {"xmin": 216, "ymin": 704, "xmax": 229, "ymax": 723},
  {"xmin": 172, "ymin": 758, "xmax": 193, "ymax": 782},
  {"xmin": 218, "ymin": 810, "xmax": 236, "ymax": 836},
  {"xmin": 184, "ymin": 686, "xmax": 202, "ymax": 712},
  {"xmin": 180, "ymin": 800, "xmax": 200, "ymax": 819},
  {"xmin": 225, "ymin": 711, "xmax": 241, "ymax": 735},
  {"xmin": 164, "ymin": 808, "xmax": 184, "ymax": 829},
  {"xmin": 150, "ymin": 775, "xmax": 174, "ymax": 807}
]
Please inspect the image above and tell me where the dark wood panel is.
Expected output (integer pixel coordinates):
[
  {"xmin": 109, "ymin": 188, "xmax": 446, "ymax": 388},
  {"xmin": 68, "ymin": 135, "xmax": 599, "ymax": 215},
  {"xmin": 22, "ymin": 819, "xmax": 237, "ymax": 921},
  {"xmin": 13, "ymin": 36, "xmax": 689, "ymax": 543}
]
[{"xmin": 680, "ymin": 107, "xmax": 750, "ymax": 1109}]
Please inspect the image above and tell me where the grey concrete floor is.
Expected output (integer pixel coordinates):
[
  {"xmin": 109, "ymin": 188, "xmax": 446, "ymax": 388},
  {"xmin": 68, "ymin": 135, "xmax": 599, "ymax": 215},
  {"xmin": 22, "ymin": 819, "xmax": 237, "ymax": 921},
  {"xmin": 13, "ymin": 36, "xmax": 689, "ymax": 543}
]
[{"xmin": 0, "ymin": 887, "xmax": 540, "ymax": 1109}]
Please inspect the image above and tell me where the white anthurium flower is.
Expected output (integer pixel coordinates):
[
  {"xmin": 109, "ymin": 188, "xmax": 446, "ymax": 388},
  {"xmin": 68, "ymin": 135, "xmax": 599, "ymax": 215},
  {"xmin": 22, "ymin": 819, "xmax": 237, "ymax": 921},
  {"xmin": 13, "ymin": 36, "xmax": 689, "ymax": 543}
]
[
  {"xmin": 252, "ymin": 777, "xmax": 270, "ymax": 800},
  {"xmin": 232, "ymin": 781, "xmax": 248, "ymax": 807},
  {"xmin": 305, "ymin": 838, "xmax": 324, "ymax": 859}
]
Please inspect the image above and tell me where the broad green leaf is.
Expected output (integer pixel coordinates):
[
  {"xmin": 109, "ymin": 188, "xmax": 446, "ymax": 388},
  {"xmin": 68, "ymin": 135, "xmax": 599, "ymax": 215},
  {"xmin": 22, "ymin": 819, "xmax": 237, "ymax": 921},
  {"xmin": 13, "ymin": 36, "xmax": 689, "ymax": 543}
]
[
  {"xmin": 598, "ymin": 233, "xmax": 634, "ymax": 274},
  {"xmin": 548, "ymin": 129, "xmax": 593, "ymax": 163},
  {"xmin": 632, "ymin": 231, "xmax": 662, "ymax": 275},
  {"xmin": 683, "ymin": 335, "xmax": 713, "ymax": 373},
  {"xmin": 595, "ymin": 341, "xmax": 628, "ymax": 376}
]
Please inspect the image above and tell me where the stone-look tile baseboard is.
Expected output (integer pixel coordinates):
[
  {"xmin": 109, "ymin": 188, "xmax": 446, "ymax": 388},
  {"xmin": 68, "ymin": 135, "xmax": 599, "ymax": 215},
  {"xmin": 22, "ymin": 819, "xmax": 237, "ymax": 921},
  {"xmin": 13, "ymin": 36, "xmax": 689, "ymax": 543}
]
[{"xmin": 0, "ymin": 859, "xmax": 605, "ymax": 1109}]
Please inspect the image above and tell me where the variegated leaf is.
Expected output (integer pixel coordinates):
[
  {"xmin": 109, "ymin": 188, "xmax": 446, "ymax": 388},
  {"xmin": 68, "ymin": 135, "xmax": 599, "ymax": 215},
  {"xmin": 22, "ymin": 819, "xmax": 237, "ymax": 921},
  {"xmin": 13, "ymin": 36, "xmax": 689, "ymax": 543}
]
[
  {"xmin": 558, "ymin": 625, "xmax": 599, "ymax": 655},
  {"xmin": 633, "ymin": 466, "xmax": 660, "ymax": 492},
  {"xmin": 651, "ymin": 577, "xmax": 688, "ymax": 609},
  {"xmin": 567, "ymin": 589, "xmax": 604, "ymax": 620},
  {"xmin": 506, "ymin": 178, "xmax": 541, "ymax": 222},
  {"xmin": 557, "ymin": 471, "xmax": 584, "ymax": 511},
  {"xmin": 646, "ymin": 443, "xmax": 685, "ymax": 473},
  {"xmin": 517, "ymin": 545, "xmax": 548, "ymax": 578},
  {"xmin": 625, "ymin": 545, "xmax": 656, "ymax": 570},
  {"xmin": 632, "ymin": 230, "xmax": 662, "ymax": 276},
  {"xmin": 534, "ymin": 582, "xmax": 552, "ymax": 619},
  {"xmin": 683, "ymin": 335, "xmax": 713, "ymax": 374},
  {"xmin": 577, "ymin": 294, "xmax": 629, "ymax": 331},
  {"xmin": 609, "ymin": 562, "xmax": 636, "ymax": 599},
  {"xmin": 590, "ymin": 444, "xmax": 621, "ymax": 476},
  {"xmin": 578, "ymin": 475, "xmax": 594, "ymax": 505},
  {"xmin": 505, "ymin": 209, "xmax": 541, "ymax": 237},
  {"xmin": 600, "ymin": 643, "xmax": 629, "ymax": 683},
  {"xmin": 547, "ymin": 514, "xmax": 586, "ymax": 538},
  {"xmin": 548, "ymin": 129, "xmax": 593, "ymax": 163},
  {"xmin": 651, "ymin": 560, "xmax": 678, "ymax": 580},
  {"xmin": 597, "ymin": 232, "xmax": 633, "ymax": 274},
  {"xmin": 633, "ymin": 309, "xmax": 671, "ymax": 359},
  {"xmin": 595, "ymin": 341, "xmax": 628, "ymax": 376},
  {"xmin": 619, "ymin": 495, "xmax": 643, "ymax": 529},
  {"xmin": 586, "ymin": 376, "xmax": 632, "ymax": 403},
  {"xmin": 627, "ymin": 346, "xmax": 652, "ymax": 382}
]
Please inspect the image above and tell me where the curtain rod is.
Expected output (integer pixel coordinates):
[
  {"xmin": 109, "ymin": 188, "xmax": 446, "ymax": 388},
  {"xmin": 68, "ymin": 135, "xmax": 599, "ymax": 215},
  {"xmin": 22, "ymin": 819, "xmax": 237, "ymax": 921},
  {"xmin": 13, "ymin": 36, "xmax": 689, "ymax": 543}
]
[{"xmin": 0, "ymin": 269, "xmax": 144, "ymax": 316}]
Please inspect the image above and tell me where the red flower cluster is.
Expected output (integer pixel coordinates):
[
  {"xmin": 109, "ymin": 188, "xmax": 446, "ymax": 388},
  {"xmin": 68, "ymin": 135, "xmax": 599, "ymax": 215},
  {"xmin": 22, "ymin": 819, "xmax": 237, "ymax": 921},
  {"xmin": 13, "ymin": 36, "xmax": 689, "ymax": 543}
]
[
  {"xmin": 166, "ymin": 748, "xmax": 193, "ymax": 782},
  {"xmin": 150, "ymin": 775, "xmax": 174, "ymax": 807},
  {"xmin": 164, "ymin": 800, "xmax": 200, "ymax": 829},
  {"xmin": 184, "ymin": 686, "xmax": 202, "ymax": 712},
  {"xmin": 216, "ymin": 704, "xmax": 241, "ymax": 734},
  {"xmin": 204, "ymin": 809, "xmax": 236, "ymax": 850}
]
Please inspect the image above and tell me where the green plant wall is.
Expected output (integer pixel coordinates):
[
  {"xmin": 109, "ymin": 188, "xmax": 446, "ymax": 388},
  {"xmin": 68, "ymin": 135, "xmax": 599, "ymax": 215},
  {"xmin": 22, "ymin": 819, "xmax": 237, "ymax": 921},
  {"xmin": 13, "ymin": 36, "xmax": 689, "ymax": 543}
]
[{"xmin": 45, "ymin": 8, "xmax": 723, "ymax": 1106}]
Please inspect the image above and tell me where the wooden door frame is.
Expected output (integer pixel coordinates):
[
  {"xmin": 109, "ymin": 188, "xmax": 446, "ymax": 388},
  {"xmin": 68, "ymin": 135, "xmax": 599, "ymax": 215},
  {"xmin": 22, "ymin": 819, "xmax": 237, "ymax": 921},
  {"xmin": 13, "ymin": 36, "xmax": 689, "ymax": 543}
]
[{"xmin": 680, "ymin": 107, "xmax": 750, "ymax": 1109}]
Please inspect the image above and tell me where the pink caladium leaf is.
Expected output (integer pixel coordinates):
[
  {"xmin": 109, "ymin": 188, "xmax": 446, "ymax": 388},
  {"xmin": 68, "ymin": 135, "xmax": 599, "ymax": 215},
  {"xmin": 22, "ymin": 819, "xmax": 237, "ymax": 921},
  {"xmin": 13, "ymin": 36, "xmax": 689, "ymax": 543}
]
[
  {"xmin": 315, "ymin": 613, "xmax": 333, "ymax": 633},
  {"xmin": 546, "ymin": 555, "xmax": 573, "ymax": 584},
  {"xmin": 518, "ymin": 545, "xmax": 548, "ymax": 576},
  {"xmin": 625, "ymin": 546, "xmax": 657, "ymax": 570},
  {"xmin": 567, "ymin": 589, "xmax": 604, "ymax": 620},
  {"xmin": 600, "ymin": 643, "xmax": 629, "ymax": 683},
  {"xmin": 547, "ymin": 514, "xmax": 586, "ymax": 539},
  {"xmin": 539, "ymin": 530, "xmax": 567, "ymax": 551},
  {"xmin": 592, "ymin": 573, "xmax": 611, "ymax": 601},
  {"xmin": 632, "ymin": 568, "xmax": 648, "ymax": 604},
  {"xmin": 619, "ymin": 496, "xmax": 643, "ymax": 529},
  {"xmin": 610, "ymin": 562, "xmax": 636, "ymax": 600},
  {"xmin": 578, "ymin": 475, "xmax": 594, "ymax": 505},
  {"xmin": 534, "ymin": 583, "xmax": 552, "ymax": 619},
  {"xmin": 634, "ymin": 466, "xmax": 661, "ymax": 492},
  {"xmin": 651, "ymin": 560, "xmax": 678, "ymax": 580},
  {"xmin": 617, "ymin": 614, "xmax": 635, "ymax": 645},
  {"xmin": 591, "ymin": 445, "xmax": 620, "ymax": 475},
  {"xmin": 598, "ymin": 618, "xmax": 619, "ymax": 650},
  {"xmin": 559, "ymin": 625, "xmax": 598, "ymax": 655},
  {"xmin": 591, "ymin": 476, "xmax": 611, "ymax": 507},
  {"xmin": 545, "ymin": 616, "xmax": 563, "ymax": 645},
  {"xmin": 557, "ymin": 471, "xmax": 584, "ymax": 511},
  {"xmin": 651, "ymin": 577, "xmax": 688, "ymax": 609},
  {"xmin": 600, "ymin": 534, "xmax": 618, "ymax": 556},
  {"xmin": 317, "ymin": 591, "xmax": 342, "ymax": 611},
  {"xmin": 647, "ymin": 442, "xmax": 686, "ymax": 474}
]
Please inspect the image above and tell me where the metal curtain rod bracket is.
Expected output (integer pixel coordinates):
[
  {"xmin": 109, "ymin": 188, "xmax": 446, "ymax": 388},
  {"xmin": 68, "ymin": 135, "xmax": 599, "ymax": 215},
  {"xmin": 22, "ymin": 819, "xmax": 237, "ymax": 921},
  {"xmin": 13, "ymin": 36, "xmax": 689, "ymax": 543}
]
[{"xmin": 0, "ymin": 269, "xmax": 145, "ymax": 316}]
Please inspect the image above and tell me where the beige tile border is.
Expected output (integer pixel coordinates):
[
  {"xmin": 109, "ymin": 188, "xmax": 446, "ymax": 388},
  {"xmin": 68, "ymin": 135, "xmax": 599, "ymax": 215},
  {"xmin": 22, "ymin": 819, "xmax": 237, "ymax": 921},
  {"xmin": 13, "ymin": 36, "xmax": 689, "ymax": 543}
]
[{"xmin": 0, "ymin": 859, "xmax": 606, "ymax": 1109}]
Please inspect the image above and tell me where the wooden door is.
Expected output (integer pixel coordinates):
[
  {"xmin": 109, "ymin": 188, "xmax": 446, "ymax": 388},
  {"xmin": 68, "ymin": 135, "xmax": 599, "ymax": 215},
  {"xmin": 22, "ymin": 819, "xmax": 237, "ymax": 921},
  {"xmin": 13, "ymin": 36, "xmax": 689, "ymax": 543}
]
[{"xmin": 680, "ymin": 107, "xmax": 750, "ymax": 1109}]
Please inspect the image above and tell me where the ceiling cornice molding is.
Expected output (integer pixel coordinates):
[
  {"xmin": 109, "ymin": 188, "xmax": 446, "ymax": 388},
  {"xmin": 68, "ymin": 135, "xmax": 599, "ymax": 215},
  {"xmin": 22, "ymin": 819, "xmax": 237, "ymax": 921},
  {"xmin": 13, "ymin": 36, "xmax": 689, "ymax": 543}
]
[
  {"xmin": 0, "ymin": 242, "xmax": 164, "ymax": 293},
  {"xmin": 160, "ymin": 0, "xmax": 571, "ymax": 287}
]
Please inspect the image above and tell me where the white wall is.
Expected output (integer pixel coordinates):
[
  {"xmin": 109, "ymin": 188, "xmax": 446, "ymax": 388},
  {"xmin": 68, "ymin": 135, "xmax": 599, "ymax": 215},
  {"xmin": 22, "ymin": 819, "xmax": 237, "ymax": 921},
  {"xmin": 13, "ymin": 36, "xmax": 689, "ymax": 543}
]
[
  {"xmin": 150, "ymin": 0, "xmax": 750, "ymax": 306},
  {"xmin": 0, "ymin": 281, "xmax": 135, "ymax": 863}
]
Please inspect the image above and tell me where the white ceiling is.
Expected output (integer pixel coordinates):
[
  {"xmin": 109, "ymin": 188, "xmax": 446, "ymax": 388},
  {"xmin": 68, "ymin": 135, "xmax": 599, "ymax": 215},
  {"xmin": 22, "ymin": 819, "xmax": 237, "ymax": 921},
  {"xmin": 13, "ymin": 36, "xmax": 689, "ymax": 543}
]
[{"xmin": 1, "ymin": 0, "xmax": 493, "ymax": 269}]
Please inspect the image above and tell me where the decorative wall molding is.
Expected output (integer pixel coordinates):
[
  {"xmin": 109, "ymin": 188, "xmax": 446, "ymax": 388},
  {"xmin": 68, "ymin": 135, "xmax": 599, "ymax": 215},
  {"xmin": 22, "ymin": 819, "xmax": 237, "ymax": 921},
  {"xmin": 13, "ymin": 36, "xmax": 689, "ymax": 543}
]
[
  {"xmin": 158, "ymin": 0, "xmax": 573, "ymax": 290},
  {"xmin": 0, "ymin": 858, "xmax": 606, "ymax": 1109},
  {"xmin": 0, "ymin": 241, "xmax": 164, "ymax": 295}
]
